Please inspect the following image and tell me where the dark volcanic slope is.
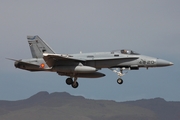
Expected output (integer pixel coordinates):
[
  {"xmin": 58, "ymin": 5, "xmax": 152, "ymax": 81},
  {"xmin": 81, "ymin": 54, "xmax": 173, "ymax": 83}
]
[
  {"xmin": 124, "ymin": 98, "xmax": 180, "ymax": 120},
  {"xmin": 0, "ymin": 92, "xmax": 179, "ymax": 120}
]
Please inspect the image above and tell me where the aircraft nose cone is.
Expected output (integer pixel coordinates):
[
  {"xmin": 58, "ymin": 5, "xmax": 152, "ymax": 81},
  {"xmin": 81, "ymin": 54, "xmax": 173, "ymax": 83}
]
[
  {"xmin": 169, "ymin": 62, "xmax": 174, "ymax": 66},
  {"xmin": 156, "ymin": 59, "xmax": 174, "ymax": 66}
]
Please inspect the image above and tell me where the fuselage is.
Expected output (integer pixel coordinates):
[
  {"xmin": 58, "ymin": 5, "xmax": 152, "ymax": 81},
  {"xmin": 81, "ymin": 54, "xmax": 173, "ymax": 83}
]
[
  {"xmin": 15, "ymin": 50, "xmax": 173, "ymax": 72},
  {"xmin": 10, "ymin": 35, "xmax": 174, "ymax": 88}
]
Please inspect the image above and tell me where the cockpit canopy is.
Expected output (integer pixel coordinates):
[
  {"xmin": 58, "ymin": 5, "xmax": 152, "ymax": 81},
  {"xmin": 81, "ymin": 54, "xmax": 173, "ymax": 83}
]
[{"xmin": 111, "ymin": 49, "xmax": 140, "ymax": 55}]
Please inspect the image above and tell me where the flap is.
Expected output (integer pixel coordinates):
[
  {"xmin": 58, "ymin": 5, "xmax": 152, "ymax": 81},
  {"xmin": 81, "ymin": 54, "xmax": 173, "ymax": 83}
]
[{"xmin": 43, "ymin": 53, "xmax": 86, "ymax": 67}]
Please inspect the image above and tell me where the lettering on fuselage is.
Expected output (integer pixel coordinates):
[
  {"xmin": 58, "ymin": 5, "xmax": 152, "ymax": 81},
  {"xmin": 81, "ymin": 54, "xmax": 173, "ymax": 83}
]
[{"xmin": 139, "ymin": 60, "xmax": 155, "ymax": 65}]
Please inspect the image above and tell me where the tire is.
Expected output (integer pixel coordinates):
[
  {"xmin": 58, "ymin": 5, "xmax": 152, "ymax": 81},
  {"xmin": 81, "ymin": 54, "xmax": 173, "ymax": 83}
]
[
  {"xmin": 117, "ymin": 78, "xmax": 123, "ymax": 84},
  {"xmin": 66, "ymin": 78, "xmax": 73, "ymax": 85},
  {"xmin": 72, "ymin": 82, "xmax": 79, "ymax": 88}
]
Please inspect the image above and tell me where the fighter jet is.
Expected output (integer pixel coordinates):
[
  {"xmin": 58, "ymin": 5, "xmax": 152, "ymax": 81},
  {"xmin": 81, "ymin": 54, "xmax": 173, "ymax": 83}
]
[{"xmin": 8, "ymin": 36, "xmax": 173, "ymax": 88}]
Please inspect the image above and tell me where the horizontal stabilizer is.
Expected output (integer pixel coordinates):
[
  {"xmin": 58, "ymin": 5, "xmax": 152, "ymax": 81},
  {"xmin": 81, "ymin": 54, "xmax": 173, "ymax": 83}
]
[
  {"xmin": 7, "ymin": 58, "xmax": 40, "ymax": 67},
  {"xmin": 6, "ymin": 58, "xmax": 19, "ymax": 62}
]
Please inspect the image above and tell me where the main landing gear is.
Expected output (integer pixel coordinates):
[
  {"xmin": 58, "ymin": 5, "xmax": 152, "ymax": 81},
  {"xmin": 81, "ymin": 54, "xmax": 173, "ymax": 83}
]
[
  {"xmin": 109, "ymin": 68, "xmax": 129, "ymax": 85},
  {"xmin": 66, "ymin": 77, "xmax": 79, "ymax": 88}
]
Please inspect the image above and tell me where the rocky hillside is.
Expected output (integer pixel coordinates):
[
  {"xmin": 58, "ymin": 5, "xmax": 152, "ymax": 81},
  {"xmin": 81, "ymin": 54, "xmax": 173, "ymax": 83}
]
[{"xmin": 0, "ymin": 92, "xmax": 179, "ymax": 120}]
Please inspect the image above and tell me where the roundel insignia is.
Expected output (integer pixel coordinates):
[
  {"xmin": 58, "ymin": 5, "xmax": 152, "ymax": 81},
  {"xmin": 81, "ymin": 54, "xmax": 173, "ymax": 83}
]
[{"xmin": 40, "ymin": 63, "xmax": 45, "ymax": 68}]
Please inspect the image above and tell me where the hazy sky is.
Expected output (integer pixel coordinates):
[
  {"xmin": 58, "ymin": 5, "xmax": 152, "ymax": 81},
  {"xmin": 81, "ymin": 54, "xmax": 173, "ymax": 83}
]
[{"xmin": 0, "ymin": 0, "xmax": 179, "ymax": 101}]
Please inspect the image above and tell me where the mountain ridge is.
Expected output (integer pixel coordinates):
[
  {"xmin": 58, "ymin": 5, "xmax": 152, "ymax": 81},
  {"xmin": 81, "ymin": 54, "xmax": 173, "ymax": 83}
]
[{"xmin": 0, "ymin": 91, "xmax": 179, "ymax": 120}]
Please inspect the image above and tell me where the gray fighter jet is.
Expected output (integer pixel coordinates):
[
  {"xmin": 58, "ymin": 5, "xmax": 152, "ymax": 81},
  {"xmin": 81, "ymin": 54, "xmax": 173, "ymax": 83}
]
[{"xmin": 8, "ymin": 36, "xmax": 173, "ymax": 88}]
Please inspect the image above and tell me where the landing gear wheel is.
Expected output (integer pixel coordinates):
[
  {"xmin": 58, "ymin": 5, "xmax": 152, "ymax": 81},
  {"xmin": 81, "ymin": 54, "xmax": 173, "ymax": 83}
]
[
  {"xmin": 66, "ymin": 78, "xmax": 73, "ymax": 85},
  {"xmin": 72, "ymin": 82, "xmax": 79, "ymax": 88},
  {"xmin": 117, "ymin": 78, "xmax": 123, "ymax": 84}
]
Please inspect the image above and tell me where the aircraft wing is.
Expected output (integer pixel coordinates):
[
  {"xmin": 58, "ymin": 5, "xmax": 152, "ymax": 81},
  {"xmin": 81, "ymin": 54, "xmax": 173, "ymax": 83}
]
[
  {"xmin": 43, "ymin": 53, "xmax": 139, "ymax": 67},
  {"xmin": 43, "ymin": 53, "xmax": 86, "ymax": 67},
  {"xmin": 90, "ymin": 57, "xmax": 139, "ymax": 61}
]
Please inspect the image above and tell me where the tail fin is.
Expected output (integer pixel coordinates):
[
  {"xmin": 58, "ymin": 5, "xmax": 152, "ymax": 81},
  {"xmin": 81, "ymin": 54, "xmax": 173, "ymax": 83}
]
[{"xmin": 27, "ymin": 35, "xmax": 55, "ymax": 58}]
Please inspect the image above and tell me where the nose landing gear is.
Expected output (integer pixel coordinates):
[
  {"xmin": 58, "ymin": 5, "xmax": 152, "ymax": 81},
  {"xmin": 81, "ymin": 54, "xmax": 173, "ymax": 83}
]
[
  {"xmin": 109, "ymin": 67, "xmax": 129, "ymax": 85},
  {"xmin": 117, "ymin": 78, "xmax": 123, "ymax": 84}
]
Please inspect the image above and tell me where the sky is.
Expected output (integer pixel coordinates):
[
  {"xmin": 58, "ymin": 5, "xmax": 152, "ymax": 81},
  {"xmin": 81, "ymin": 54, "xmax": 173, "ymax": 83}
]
[{"xmin": 0, "ymin": 0, "xmax": 180, "ymax": 102}]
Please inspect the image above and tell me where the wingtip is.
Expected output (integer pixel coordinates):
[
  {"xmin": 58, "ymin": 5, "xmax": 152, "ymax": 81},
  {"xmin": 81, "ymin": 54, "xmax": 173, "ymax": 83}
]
[
  {"xmin": 6, "ymin": 58, "xmax": 18, "ymax": 61},
  {"xmin": 43, "ymin": 53, "xmax": 49, "ymax": 56}
]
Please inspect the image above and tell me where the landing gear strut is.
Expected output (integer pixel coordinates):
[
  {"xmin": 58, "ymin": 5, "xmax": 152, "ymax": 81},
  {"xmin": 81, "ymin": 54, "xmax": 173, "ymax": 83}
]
[
  {"xmin": 109, "ymin": 67, "xmax": 129, "ymax": 85},
  {"xmin": 65, "ymin": 77, "xmax": 79, "ymax": 88}
]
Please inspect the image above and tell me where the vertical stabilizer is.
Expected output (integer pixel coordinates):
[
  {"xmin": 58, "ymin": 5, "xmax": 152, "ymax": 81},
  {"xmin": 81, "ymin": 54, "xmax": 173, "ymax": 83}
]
[{"xmin": 27, "ymin": 35, "xmax": 55, "ymax": 58}]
